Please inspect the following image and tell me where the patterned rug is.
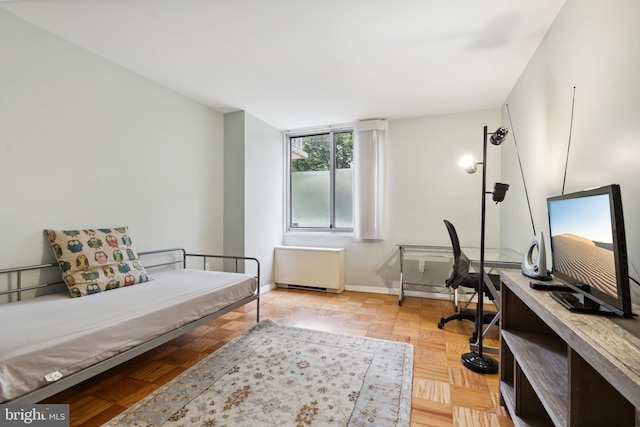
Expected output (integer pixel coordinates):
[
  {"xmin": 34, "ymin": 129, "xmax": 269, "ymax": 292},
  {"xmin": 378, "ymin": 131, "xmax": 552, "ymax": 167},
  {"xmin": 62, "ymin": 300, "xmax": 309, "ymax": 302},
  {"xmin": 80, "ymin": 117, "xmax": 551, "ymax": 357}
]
[{"xmin": 103, "ymin": 319, "xmax": 413, "ymax": 426}]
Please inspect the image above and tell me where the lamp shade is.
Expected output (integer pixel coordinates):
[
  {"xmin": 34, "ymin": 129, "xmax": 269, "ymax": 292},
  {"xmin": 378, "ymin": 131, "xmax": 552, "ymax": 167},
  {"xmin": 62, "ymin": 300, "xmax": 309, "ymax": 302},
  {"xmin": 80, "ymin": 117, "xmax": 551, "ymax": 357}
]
[
  {"xmin": 458, "ymin": 155, "xmax": 478, "ymax": 174},
  {"xmin": 490, "ymin": 127, "xmax": 508, "ymax": 145},
  {"xmin": 492, "ymin": 182, "xmax": 509, "ymax": 203}
]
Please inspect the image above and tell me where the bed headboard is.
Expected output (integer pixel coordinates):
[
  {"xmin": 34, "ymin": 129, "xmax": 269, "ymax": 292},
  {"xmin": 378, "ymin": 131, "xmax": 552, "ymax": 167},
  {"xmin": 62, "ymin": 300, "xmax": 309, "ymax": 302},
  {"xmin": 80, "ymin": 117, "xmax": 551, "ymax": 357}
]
[
  {"xmin": 0, "ymin": 248, "xmax": 259, "ymax": 304},
  {"xmin": 0, "ymin": 248, "xmax": 187, "ymax": 304}
]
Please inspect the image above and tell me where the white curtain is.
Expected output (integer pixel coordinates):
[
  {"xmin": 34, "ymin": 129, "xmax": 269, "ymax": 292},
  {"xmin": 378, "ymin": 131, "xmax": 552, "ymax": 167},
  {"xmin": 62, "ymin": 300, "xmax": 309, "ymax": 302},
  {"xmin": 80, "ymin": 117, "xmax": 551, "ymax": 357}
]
[{"xmin": 353, "ymin": 119, "xmax": 387, "ymax": 240}]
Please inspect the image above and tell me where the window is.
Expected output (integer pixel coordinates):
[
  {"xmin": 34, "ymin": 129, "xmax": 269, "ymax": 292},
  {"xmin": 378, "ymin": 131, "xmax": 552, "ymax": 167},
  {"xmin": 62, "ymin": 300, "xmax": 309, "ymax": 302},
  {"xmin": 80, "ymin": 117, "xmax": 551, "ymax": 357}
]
[{"xmin": 288, "ymin": 127, "xmax": 353, "ymax": 231}]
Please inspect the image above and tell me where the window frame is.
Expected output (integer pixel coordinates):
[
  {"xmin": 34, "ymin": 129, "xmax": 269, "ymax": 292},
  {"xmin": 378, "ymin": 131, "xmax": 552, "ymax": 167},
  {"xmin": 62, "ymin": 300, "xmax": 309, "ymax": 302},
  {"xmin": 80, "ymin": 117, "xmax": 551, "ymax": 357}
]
[{"xmin": 285, "ymin": 124, "xmax": 354, "ymax": 233}]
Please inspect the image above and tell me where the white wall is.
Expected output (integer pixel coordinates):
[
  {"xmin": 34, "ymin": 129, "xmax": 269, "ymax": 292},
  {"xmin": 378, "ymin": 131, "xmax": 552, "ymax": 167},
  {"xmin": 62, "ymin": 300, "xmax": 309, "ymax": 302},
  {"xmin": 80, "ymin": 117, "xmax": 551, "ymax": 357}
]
[
  {"xmin": 12, "ymin": 0, "xmax": 637, "ymax": 302},
  {"xmin": 0, "ymin": 8, "xmax": 502, "ymax": 295},
  {"xmin": 283, "ymin": 109, "xmax": 502, "ymax": 292},
  {"xmin": 224, "ymin": 111, "xmax": 283, "ymax": 287},
  {"xmin": 0, "ymin": 9, "xmax": 225, "ymax": 268},
  {"xmin": 244, "ymin": 113, "xmax": 284, "ymax": 286},
  {"xmin": 223, "ymin": 112, "xmax": 245, "ymax": 261},
  {"xmin": 500, "ymin": 0, "xmax": 640, "ymax": 302}
]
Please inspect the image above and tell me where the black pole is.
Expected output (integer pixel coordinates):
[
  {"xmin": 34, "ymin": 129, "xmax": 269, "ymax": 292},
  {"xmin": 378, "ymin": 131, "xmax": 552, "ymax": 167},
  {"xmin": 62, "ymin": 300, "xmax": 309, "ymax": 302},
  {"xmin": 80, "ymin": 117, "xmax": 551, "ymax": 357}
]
[
  {"xmin": 478, "ymin": 125, "xmax": 488, "ymax": 358},
  {"xmin": 461, "ymin": 125, "xmax": 499, "ymax": 374}
]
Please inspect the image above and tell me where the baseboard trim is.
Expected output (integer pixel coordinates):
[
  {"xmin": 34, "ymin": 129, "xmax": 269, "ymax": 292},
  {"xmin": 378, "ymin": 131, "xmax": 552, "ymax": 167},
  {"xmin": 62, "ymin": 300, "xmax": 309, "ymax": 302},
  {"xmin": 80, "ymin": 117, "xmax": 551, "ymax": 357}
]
[
  {"xmin": 262, "ymin": 282, "xmax": 479, "ymax": 303},
  {"xmin": 344, "ymin": 284, "xmax": 455, "ymax": 301}
]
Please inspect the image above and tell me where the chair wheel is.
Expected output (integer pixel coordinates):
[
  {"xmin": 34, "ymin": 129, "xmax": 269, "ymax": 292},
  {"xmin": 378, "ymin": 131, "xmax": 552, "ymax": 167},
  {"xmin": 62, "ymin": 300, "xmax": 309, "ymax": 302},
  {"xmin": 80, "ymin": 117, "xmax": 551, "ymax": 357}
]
[{"xmin": 437, "ymin": 318, "xmax": 445, "ymax": 329}]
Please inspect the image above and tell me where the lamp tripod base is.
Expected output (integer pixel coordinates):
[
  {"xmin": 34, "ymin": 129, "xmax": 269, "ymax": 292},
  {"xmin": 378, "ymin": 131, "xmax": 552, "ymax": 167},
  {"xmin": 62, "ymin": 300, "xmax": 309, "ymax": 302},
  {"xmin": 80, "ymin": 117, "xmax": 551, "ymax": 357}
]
[{"xmin": 461, "ymin": 351, "xmax": 499, "ymax": 374}]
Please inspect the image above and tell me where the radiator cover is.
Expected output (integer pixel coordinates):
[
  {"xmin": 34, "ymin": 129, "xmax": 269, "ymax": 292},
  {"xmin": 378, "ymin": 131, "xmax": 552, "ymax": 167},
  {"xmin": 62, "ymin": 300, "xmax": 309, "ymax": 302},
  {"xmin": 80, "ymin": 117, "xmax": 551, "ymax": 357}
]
[{"xmin": 274, "ymin": 246, "xmax": 345, "ymax": 293}]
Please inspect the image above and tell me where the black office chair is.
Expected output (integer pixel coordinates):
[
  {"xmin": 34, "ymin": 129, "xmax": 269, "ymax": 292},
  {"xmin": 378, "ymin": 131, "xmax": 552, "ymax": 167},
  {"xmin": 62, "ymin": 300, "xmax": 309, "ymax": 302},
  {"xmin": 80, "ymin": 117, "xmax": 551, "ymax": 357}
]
[{"xmin": 437, "ymin": 220, "xmax": 501, "ymax": 343}]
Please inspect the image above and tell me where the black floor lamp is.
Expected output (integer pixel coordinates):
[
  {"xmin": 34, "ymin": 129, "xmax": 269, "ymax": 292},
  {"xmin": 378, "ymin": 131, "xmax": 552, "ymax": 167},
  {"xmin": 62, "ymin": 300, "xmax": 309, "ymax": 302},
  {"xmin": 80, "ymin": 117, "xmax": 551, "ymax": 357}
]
[{"xmin": 458, "ymin": 125, "xmax": 509, "ymax": 374}]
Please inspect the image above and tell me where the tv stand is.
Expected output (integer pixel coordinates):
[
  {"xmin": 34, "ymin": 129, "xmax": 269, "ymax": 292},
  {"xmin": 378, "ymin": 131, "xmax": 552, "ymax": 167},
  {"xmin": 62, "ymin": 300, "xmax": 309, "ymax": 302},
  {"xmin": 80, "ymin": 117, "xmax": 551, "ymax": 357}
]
[
  {"xmin": 499, "ymin": 271, "xmax": 640, "ymax": 426},
  {"xmin": 549, "ymin": 290, "xmax": 617, "ymax": 316}
]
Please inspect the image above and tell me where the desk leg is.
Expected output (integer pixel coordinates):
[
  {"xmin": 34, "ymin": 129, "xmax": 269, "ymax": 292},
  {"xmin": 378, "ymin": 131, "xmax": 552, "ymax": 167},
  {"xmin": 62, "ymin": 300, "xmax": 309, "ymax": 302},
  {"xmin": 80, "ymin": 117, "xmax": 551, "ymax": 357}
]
[
  {"xmin": 469, "ymin": 310, "xmax": 500, "ymax": 355},
  {"xmin": 398, "ymin": 247, "xmax": 404, "ymax": 306},
  {"xmin": 468, "ymin": 271, "xmax": 501, "ymax": 353}
]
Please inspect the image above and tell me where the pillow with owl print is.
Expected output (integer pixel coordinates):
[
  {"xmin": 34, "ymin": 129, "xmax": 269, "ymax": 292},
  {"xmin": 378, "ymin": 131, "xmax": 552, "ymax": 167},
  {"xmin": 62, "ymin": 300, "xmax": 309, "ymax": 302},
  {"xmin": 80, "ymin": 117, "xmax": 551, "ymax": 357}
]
[{"xmin": 44, "ymin": 227, "xmax": 152, "ymax": 297}]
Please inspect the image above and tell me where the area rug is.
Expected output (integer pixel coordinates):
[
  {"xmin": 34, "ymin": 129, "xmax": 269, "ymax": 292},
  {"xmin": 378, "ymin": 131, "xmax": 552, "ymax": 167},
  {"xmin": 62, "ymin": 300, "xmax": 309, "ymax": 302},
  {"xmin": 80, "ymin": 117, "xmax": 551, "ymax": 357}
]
[{"xmin": 103, "ymin": 319, "xmax": 413, "ymax": 426}]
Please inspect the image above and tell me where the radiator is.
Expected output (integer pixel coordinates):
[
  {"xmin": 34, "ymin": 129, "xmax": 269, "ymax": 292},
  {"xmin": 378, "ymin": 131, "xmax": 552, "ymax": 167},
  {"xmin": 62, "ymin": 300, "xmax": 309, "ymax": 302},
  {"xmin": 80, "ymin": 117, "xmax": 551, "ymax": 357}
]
[{"xmin": 274, "ymin": 246, "xmax": 345, "ymax": 293}]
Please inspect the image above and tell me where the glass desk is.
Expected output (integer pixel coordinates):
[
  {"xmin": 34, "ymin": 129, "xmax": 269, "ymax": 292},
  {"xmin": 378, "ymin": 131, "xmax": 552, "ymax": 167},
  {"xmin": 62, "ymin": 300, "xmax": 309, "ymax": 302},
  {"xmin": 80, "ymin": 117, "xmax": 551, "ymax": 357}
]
[
  {"xmin": 397, "ymin": 244, "xmax": 521, "ymax": 305},
  {"xmin": 461, "ymin": 247, "xmax": 522, "ymax": 311},
  {"xmin": 397, "ymin": 244, "xmax": 522, "ymax": 354},
  {"xmin": 398, "ymin": 244, "xmax": 449, "ymax": 305}
]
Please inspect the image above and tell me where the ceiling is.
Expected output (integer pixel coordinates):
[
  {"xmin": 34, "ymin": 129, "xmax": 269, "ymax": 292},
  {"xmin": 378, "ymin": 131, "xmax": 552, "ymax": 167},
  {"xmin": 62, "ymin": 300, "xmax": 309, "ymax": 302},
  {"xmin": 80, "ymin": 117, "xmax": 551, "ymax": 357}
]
[{"xmin": 1, "ymin": 0, "xmax": 566, "ymax": 130}]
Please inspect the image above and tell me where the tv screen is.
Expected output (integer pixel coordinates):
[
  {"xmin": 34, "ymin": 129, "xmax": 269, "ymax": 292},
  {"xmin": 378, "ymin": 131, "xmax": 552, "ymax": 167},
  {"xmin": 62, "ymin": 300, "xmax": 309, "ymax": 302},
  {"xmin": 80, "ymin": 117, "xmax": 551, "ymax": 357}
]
[{"xmin": 547, "ymin": 184, "xmax": 632, "ymax": 317}]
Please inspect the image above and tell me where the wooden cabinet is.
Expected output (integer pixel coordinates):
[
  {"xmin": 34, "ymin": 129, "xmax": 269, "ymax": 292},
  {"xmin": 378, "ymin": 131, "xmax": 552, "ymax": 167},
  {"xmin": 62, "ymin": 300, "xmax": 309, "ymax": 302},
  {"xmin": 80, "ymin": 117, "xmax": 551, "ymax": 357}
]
[{"xmin": 499, "ymin": 271, "xmax": 640, "ymax": 426}]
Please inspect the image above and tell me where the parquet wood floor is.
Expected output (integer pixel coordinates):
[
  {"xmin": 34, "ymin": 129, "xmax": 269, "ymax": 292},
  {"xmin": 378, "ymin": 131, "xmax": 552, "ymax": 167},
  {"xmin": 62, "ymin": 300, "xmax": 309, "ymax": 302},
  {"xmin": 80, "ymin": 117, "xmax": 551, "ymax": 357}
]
[{"xmin": 41, "ymin": 288, "xmax": 514, "ymax": 427}]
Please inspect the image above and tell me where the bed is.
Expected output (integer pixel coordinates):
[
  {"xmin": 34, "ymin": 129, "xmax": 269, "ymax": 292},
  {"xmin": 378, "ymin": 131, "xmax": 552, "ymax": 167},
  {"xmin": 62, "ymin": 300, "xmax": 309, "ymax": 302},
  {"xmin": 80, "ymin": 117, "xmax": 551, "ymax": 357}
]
[{"xmin": 0, "ymin": 247, "xmax": 260, "ymax": 404}]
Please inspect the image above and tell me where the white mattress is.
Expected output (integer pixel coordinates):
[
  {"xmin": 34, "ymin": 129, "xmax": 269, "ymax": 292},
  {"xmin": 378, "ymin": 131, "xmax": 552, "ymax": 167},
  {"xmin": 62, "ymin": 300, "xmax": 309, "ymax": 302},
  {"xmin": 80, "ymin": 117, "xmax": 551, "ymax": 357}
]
[{"xmin": 0, "ymin": 269, "xmax": 256, "ymax": 402}]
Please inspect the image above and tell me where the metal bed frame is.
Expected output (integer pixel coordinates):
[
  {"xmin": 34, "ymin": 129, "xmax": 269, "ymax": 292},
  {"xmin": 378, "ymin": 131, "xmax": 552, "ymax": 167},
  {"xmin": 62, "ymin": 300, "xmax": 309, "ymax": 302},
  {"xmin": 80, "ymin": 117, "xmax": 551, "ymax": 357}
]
[{"xmin": 0, "ymin": 248, "xmax": 260, "ymax": 404}]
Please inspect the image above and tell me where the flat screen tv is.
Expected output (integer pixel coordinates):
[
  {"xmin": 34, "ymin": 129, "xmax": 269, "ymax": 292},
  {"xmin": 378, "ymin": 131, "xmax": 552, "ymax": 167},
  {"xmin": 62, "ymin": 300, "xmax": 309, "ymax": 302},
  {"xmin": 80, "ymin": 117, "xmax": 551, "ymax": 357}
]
[{"xmin": 547, "ymin": 184, "xmax": 632, "ymax": 318}]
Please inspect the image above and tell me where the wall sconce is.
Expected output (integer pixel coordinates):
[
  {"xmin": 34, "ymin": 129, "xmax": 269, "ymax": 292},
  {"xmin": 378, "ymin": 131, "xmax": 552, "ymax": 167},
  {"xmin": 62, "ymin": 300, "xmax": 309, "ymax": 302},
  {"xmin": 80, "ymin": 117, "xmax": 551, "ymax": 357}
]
[{"xmin": 459, "ymin": 126, "xmax": 509, "ymax": 375}]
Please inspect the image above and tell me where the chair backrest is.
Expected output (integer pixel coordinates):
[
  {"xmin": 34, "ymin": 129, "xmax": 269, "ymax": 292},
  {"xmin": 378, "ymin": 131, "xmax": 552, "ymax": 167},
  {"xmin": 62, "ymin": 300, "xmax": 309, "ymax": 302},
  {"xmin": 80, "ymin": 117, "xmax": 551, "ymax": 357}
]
[{"xmin": 444, "ymin": 220, "xmax": 471, "ymax": 288}]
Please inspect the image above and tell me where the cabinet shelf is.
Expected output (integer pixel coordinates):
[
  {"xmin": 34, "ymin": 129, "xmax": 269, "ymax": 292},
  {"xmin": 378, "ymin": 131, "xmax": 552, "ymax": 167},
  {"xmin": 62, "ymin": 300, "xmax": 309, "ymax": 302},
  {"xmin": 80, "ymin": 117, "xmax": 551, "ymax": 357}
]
[
  {"xmin": 500, "ymin": 382, "xmax": 552, "ymax": 427},
  {"xmin": 499, "ymin": 271, "xmax": 639, "ymax": 427},
  {"xmin": 501, "ymin": 330, "xmax": 567, "ymax": 426}
]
